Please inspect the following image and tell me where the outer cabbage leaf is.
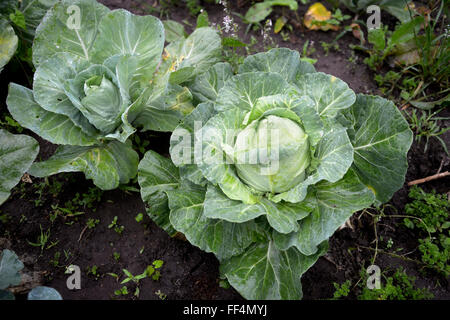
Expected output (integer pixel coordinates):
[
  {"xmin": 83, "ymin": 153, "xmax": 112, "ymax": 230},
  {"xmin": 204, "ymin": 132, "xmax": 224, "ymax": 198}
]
[
  {"xmin": 28, "ymin": 286, "xmax": 62, "ymax": 300},
  {"xmin": 0, "ymin": 19, "xmax": 18, "ymax": 72},
  {"xmin": 202, "ymin": 184, "xmax": 312, "ymax": 234},
  {"xmin": 0, "ymin": 129, "xmax": 39, "ymax": 205},
  {"xmin": 32, "ymin": 52, "xmax": 97, "ymax": 136},
  {"xmin": 342, "ymin": 94, "xmax": 413, "ymax": 203},
  {"xmin": 273, "ymin": 170, "xmax": 375, "ymax": 255},
  {"xmin": 294, "ymin": 72, "xmax": 356, "ymax": 120},
  {"xmin": 90, "ymin": 9, "xmax": 164, "ymax": 92},
  {"xmin": 238, "ymin": 48, "xmax": 316, "ymax": 83},
  {"xmin": 138, "ymin": 150, "xmax": 180, "ymax": 236},
  {"xmin": 134, "ymin": 84, "xmax": 194, "ymax": 132},
  {"xmin": 0, "ymin": 290, "xmax": 15, "ymax": 300},
  {"xmin": 215, "ymin": 72, "xmax": 290, "ymax": 112},
  {"xmin": 0, "ymin": 0, "xmax": 16, "ymax": 14},
  {"xmin": 164, "ymin": 27, "xmax": 222, "ymax": 85},
  {"xmin": 19, "ymin": 0, "xmax": 58, "ymax": 42},
  {"xmin": 197, "ymin": 108, "xmax": 259, "ymax": 204},
  {"xmin": 170, "ymin": 102, "xmax": 216, "ymax": 185},
  {"xmin": 220, "ymin": 240, "xmax": 328, "ymax": 300},
  {"xmin": 244, "ymin": 0, "xmax": 298, "ymax": 24},
  {"xmin": 0, "ymin": 249, "xmax": 24, "ymax": 290},
  {"xmin": 7, "ymin": 83, "xmax": 98, "ymax": 146},
  {"xmin": 33, "ymin": 0, "xmax": 110, "ymax": 66},
  {"xmin": 29, "ymin": 141, "xmax": 138, "ymax": 190},
  {"xmin": 163, "ymin": 20, "xmax": 186, "ymax": 43},
  {"xmin": 189, "ymin": 62, "xmax": 233, "ymax": 103},
  {"xmin": 167, "ymin": 182, "xmax": 261, "ymax": 261}
]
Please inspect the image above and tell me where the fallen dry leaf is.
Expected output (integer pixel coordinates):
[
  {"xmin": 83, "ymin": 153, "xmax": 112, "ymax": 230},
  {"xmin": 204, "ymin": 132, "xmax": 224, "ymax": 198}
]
[
  {"xmin": 304, "ymin": 2, "xmax": 339, "ymax": 31},
  {"xmin": 351, "ymin": 23, "xmax": 365, "ymax": 44},
  {"xmin": 21, "ymin": 173, "xmax": 32, "ymax": 183}
]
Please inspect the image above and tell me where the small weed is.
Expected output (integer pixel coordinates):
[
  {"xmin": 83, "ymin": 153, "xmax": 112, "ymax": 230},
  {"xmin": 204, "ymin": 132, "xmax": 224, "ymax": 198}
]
[
  {"xmin": 155, "ymin": 290, "xmax": 167, "ymax": 300},
  {"xmin": 114, "ymin": 286, "xmax": 129, "ymax": 296},
  {"xmin": 358, "ymin": 268, "xmax": 433, "ymax": 300},
  {"xmin": 332, "ymin": 267, "xmax": 433, "ymax": 300},
  {"xmin": 63, "ymin": 249, "xmax": 72, "ymax": 261},
  {"xmin": 0, "ymin": 115, "xmax": 24, "ymax": 133},
  {"xmin": 0, "ymin": 213, "xmax": 11, "ymax": 224},
  {"xmin": 121, "ymin": 269, "xmax": 147, "ymax": 285},
  {"xmin": 107, "ymin": 273, "xmax": 119, "ymax": 281},
  {"xmin": 332, "ymin": 280, "xmax": 352, "ymax": 299},
  {"xmin": 86, "ymin": 265, "xmax": 100, "ymax": 280},
  {"xmin": 49, "ymin": 251, "xmax": 61, "ymax": 267},
  {"xmin": 321, "ymin": 41, "xmax": 340, "ymax": 56},
  {"xmin": 86, "ymin": 218, "xmax": 100, "ymax": 229},
  {"xmin": 28, "ymin": 225, "xmax": 53, "ymax": 253},
  {"xmin": 405, "ymin": 108, "xmax": 449, "ymax": 154},
  {"xmin": 113, "ymin": 252, "xmax": 121, "ymax": 262},
  {"xmin": 135, "ymin": 213, "xmax": 144, "ymax": 223},
  {"xmin": 108, "ymin": 216, "xmax": 125, "ymax": 235},
  {"xmin": 301, "ymin": 40, "xmax": 317, "ymax": 65},
  {"xmin": 403, "ymin": 186, "xmax": 449, "ymax": 276}
]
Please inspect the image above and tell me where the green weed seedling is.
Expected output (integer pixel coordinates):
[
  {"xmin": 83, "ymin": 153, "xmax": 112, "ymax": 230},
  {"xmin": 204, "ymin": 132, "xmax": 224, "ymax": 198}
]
[
  {"xmin": 332, "ymin": 280, "xmax": 352, "ymax": 299},
  {"xmin": 113, "ymin": 252, "xmax": 121, "ymax": 262},
  {"xmin": 114, "ymin": 286, "xmax": 129, "ymax": 296},
  {"xmin": 120, "ymin": 259, "xmax": 164, "ymax": 285},
  {"xmin": 108, "ymin": 216, "xmax": 125, "ymax": 235},
  {"xmin": 86, "ymin": 265, "xmax": 101, "ymax": 280},
  {"xmin": 0, "ymin": 116, "xmax": 23, "ymax": 134},
  {"xmin": 405, "ymin": 108, "xmax": 449, "ymax": 154},
  {"xmin": 135, "ymin": 213, "xmax": 144, "ymax": 223},
  {"xmin": 49, "ymin": 252, "xmax": 61, "ymax": 268},
  {"xmin": 121, "ymin": 269, "xmax": 147, "ymax": 285},
  {"xmin": 155, "ymin": 290, "xmax": 167, "ymax": 300},
  {"xmin": 28, "ymin": 225, "xmax": 56, "ymax": 253},
  {"xmin": 146, "ymin": 260, "xmax": 164, "ymax": 281},
  {"xmin": 404, "ymin": 186, "xmax": 449, "ymax": 276},
  {"xmin": 107, "ymin": 273, "xmax": 119, "ymax": 282},
  {"xmin": 86, "ymin": 218, "xmax": 100, "ymax": 229}
]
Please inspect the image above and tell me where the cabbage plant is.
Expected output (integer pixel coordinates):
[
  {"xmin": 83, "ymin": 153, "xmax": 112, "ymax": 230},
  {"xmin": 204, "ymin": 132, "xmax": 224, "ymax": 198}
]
[
  {"xmin": 138, "ymin": 48, "xmax": 413, "ymax": 299},
  {"xmin": 5, "ymin": 0, "xmax": 221, "ymax": 190}
]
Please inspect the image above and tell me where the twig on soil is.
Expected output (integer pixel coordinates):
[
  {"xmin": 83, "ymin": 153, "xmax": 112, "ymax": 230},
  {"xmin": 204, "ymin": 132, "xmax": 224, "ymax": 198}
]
[
  {"xmin": 322, "ymin": 254, "xmax": 340, "ymax": 270},
  {"xmin": 357, "ymin": 245, "xmax": 442, "ymax": 273},
  {"xmin": 359, "ymin": 245, "xmax": 418, "ymax": 264},
  {"xmin": 371, "ymin": 218, "xmax": 379, "ymax": 265},
  {"xmin": 78, "ymin": 225, "xmax": 88, "ymax": 242},
  {"xmin": 436, "ymin": 158, "xmax": 445, "ymax": 174},
  {"xmin": 407, "ymin": 171, "xmax": 450, "ymax": 186}
]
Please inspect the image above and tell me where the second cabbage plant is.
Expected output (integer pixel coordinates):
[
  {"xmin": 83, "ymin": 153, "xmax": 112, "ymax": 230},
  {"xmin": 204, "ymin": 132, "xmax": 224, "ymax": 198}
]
[{"xmin": 138, "ymin": 48, "xmax": 413, "ymax": 299}]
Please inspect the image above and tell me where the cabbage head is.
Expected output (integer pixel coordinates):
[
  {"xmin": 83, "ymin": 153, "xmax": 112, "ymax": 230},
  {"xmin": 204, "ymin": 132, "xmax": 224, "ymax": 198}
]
[{"xmin": 138, "ymin": 48, "xmax": 413, "ymax": 299}]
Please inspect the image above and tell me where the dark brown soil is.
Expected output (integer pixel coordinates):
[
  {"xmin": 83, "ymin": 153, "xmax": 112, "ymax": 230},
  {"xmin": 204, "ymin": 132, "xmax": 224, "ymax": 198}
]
[{"xmin": 0, "ymin": 1, "xmax": 448, "ymax": 300}]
